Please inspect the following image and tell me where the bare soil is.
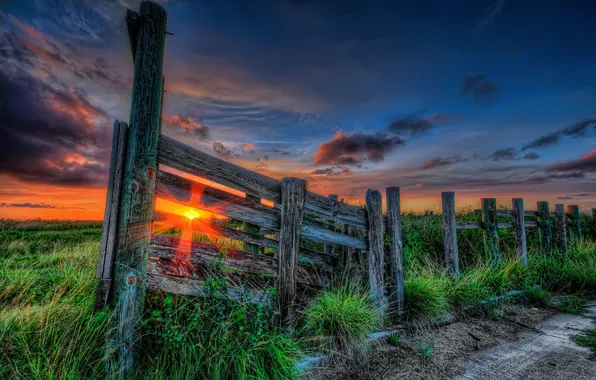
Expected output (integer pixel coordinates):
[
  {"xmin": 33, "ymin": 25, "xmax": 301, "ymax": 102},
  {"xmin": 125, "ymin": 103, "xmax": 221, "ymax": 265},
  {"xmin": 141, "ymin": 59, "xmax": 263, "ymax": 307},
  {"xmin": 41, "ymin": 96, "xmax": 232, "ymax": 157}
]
[{"xmin": 303, "ymin": 304, "xmax": 596, "ymax": 380}]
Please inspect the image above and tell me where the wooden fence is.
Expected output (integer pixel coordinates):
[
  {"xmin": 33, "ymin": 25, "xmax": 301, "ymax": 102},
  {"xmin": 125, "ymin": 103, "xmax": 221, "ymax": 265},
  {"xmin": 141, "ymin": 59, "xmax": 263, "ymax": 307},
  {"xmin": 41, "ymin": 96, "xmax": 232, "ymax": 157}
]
[{"xmin": 94, "ymin": 2, "xmax": 596, "ymax": 376}]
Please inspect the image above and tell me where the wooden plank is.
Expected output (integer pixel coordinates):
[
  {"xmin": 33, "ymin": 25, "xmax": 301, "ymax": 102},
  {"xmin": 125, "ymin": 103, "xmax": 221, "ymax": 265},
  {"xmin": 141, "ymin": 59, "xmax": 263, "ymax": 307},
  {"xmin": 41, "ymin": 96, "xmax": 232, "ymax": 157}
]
[
  {"xmin": 323, "ymin": 194, "xmax": 338, "ymax": 257},
  {"xmin": 365, "ymin": 189, "xmax": 385, "ymax": 309},
  {"xmin": 152, "ymin": 211, "xmax": 333, "ymax": 266},
  {"xmin": 156, "ymin": 170, "xmax": 365, "ymax": 248},
  {"xmin": 158, "ymin": 135, "xmax": 367, "ymax": 229},
  {"xmin": 95, "ymin": 121, "xmax": 129, "ymax": 311},
  {"xmin": 481, "ymin": 198, "xmax": 501, "ymax": 266},
  {"xmin": 107, "ymin": 2, "xmax": 167, "ymax": 376},
  {"xmin": 512, "ymin": 198, "xmax": 527, "ymax": 265},
  {"xmin": 441, "ymin": 192, "xmax": 460, "ymax": 276},
  {"xmin": 243, "ymin": 194, "xmax": 261, "ymax": 254},
  {"xmin": 567, "ymin": 205, "xmax": 582, "ymax": 242},
  {"xmin": 386, "ymin": 187, "xmax": 405, "ymax": 321},
  {"xmin": 456, "ymin": 221, "xmax": 513, "ymax": 229},
  {"xmin": 474, "ymin": 209, "xmax": 541, "ymax": 217},
  {"xmin": 537, "ymin": 201, "xmax": 552, "ymax": 252},
  {"xmin": 277, "ymin": 177, "xmax": 308, "ymax": 326},
  {"xmin": 555, "ymin": 204, "xmax": 568, "ymax": 253}
]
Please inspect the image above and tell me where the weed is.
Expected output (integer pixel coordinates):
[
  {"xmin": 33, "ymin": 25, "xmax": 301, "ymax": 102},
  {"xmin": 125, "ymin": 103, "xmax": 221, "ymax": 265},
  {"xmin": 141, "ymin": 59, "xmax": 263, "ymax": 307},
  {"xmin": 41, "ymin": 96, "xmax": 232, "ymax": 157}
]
[
  {"xmin": 387, "ymin": 333, "xmax": 401, "ymax": 347},
  {"xmin": 415, "ymin": 341, "xmax": 434, "ymax": 361},
  {"xmin": 557, "ymin": 295, "xmax": 585, "ymax": 314}
]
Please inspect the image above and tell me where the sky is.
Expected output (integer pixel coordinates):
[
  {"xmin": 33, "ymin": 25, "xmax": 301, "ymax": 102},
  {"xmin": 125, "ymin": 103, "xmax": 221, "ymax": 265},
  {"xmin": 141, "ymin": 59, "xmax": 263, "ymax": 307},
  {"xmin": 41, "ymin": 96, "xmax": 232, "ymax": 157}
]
[{"xmin": 0, "ymin": 0, "xmax": 595, "ymax": 220}]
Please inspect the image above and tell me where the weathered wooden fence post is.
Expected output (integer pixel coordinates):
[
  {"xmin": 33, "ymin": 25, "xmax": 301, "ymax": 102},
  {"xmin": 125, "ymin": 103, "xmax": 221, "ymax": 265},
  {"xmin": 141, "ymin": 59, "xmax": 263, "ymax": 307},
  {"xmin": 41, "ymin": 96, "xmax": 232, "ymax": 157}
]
[
  {"xmin": 555, "ymin": 204, "xmax": 568, "ymax": 252},
  {"xmin": 386, "ymin": 187, "xmax": 404, "ymax": 321},
  {"xmin": 277, "ymin": 177, "xmax": 307, "ymax": 326},
  {"xmin": 441, "ymin": 192, "xmax": 460, "ymax": 276},
  {"xmin": 481, "ymin": 198, "xmax": 501, "ymax": 266},
  {"xmin": 243, "ymin": 194, "xmax": 261, "ymax": 254},
  {"xmin": 95, "ymin": 121, "xmax": 128, "ymax": 311},
  {"xmin": 536, "ymin": 201, "xmax": 552, "ymax": 252},
  {"xmin": 107, "ymin": 2, "xmax": 167, "ymax": 376},
  {"xmin": 567, "ymin": 205, "xmax": 581, "ymax": 243},
  {"xmin": 511, "ymin": 198, "xmax": 527, "ymax": 264},
  {"xmin": 365, "ymin": 189, "xmax": 385, "ymax": 309}
]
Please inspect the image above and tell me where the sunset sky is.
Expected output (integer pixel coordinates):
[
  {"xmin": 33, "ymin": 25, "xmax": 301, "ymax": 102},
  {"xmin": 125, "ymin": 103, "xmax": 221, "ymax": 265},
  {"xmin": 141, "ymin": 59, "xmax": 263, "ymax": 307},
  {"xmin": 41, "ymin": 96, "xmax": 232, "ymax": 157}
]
[{"xmin": 1, "ymin": 0, "xmax": 595, "ymax": 220}]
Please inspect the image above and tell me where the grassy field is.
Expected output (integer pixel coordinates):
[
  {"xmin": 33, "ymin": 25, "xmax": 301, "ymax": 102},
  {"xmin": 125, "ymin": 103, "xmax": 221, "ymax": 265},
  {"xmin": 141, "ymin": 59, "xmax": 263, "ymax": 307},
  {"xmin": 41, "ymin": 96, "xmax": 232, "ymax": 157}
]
[{"xmin": 0, "ymin": 210, "xmax": 594, "ymax": 379}]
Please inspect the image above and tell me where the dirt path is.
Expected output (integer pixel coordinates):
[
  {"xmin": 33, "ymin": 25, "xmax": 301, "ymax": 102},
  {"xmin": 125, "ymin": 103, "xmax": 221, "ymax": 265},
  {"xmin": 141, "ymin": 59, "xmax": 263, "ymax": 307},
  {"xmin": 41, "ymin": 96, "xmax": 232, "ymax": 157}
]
[
  {"xmin": 305, "ymin": 304, "xmax": 596, "ymax": 380},
  {"xmin": 455, "ymin": 304, "xmax": 596, "ymax": 380}
]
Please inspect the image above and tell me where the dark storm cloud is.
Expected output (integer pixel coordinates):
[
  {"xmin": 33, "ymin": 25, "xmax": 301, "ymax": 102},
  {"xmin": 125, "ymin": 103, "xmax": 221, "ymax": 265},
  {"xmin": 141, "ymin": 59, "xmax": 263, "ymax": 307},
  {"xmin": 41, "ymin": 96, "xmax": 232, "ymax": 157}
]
[
  {"xmin": 488, "ymin": 147, "xmax": 518, "ymax": 161},
  {"xmin": 0, "ymin": 70, "xmax": 111, "ymax": 186},
  {"xmin": 310, "ymin": 166, "xmax": 352, "ymax": 176},
  {"xmin": 421, "ymin": 155, "xmax": 467, "ymax": 170},
  {"xmin": 314, "ymin": 131, "xmax": 405, "ymax": 166},
  {"xmin": 461, "ymin": 74, "xmax": 499, "ymax": 103},
  {"xmin": 522, "ymin": 119, "xmax": 596, "ymax": 150},
  {"xmin": 546, "ymin": 148, "xmax": 596, "ymax": 173},
  {"xmin": 212, "ymin": 141, "xmax": 239, "ymax": 160},
  {"xmin": 0, "ymin": 202, "xmax": 56, "ymax": 208}
]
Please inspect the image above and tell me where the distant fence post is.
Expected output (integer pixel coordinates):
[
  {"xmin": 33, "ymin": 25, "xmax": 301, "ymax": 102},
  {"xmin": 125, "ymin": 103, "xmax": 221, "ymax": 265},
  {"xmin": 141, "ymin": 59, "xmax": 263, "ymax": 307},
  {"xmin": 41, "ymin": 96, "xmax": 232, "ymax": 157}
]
[
  {"xmin": 481, "ymin": 198, "xmax": 501, "ymax": 266},
  {"xmin": 554, "ymin": 204, "xmax": 568, "ymax": 253},
  {"xmin": 324, "ymin": 194, "xmax": 338, "ymax": 257},
  {"xmin": 441, "ymin": 192, "xmax": 459, "ymax": 276},
  {"xmin": 365, "ymin": 189, "xmax": 385, "ymax": 310},
  {"xmin": 536, "ymin": 201, "xmax": 552, "ymax": 252},
  {"xmin": 243, "ymin": 194, "xmax": 261, "ymax": 254},
  {"xmin": 107, "ymin": 2, "xmax": 167, "ymax": 376},
  {"xmin": 511, "ymin": 198, "xmax": 527, "ymax": 264},
  {"xmin": 277, "ymin": 177, "xmax": 307, "ymax": 326},
  {"xmin": 95, "ymin": 121, "xmax": 128, "ymax": 311},
  {"xmin": 567, "ymin": 205, "xmax": 581, "ymax": 243},
  {"xmin": 386, "ymin": 187, "xmax": 404, "ymax": 321}
]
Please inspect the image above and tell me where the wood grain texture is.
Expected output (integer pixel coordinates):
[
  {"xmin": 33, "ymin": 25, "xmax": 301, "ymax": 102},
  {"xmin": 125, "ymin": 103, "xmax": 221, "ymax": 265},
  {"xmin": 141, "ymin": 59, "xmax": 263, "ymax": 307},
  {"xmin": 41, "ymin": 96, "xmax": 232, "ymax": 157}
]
[
  {"xmin": 365, "ymin": 189, "xmax": 385, "ymax": 309},
  {"xmin": 156, "ymin": 170, "xmax": 365, "ymax": 248},
  {"xmin": 512, "ymin": 198, "xmax": 528, "ymax": 265},
  {"xmin": 95, "ymin": 121, "xmax": 129, "ymax": 311},
  {"xmin": 323, "ymin": 194, "xmax": 338, "ymax": 257},
  {"xmin": 567, "ymin": 205, "xmax": 582, "ymax": 242},
  {"xmin": 555, "ymin": 204, "xmax": 568, "ymax": 253},
  {"xmin": 481, "ymin": 198, "xmax": 501, "ymax": 266},
  {"xmin": 108, "ymin": 2, "xmax": 167, "ymax": 376},
  {"xmin": 441, "ymin": 192, "xmax": 460, "ymax": 276},
  {"xmin": 158, "ymin": 135, "xmax": 367, "ymax": 229},
  {"xmin": 536, "ymin": 201, "xmax": 553, "ymax": 252},
  {"xmin": 386, "ymin": 187, "xmax": 405, "ymax": 320},
  {"xmin": 277, "ymin": 178, "xmax": 307, "ymax": 325},
  {"xmin": 243, "ymin": 194, "xmax": 261, "ymax": 254}
]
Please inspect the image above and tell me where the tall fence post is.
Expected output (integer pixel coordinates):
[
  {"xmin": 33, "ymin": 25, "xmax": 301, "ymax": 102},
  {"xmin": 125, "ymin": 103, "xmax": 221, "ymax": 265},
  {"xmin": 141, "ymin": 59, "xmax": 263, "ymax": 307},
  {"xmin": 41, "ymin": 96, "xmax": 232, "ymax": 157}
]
[
  {"xmin": 511, "ymin": 198, "xmax": 527, "ymax": 264},
  {"xmin": 567, "ymin": 205, "xmax": 581, "ymax": 243},
  {"xmin": 554, "ymin": 204, "xmax": 568, "ymax": 253},
  {"xmin": 536, "ymin": 201, "xmax": 552, "ymax": 252},
  {"xmin": 277, "ymin": 177, "xmax": 307, "ymax": 326},
  {"xmin": 107, "ymin": 2, "xmax": 167, "ymax": 376},
  {"xmin": 243, "ymin": 194, "xmax": 261, "ymax": 254},
  {"xmin": 481, "ymin": 198, "xmax": 501, "ymax": 266},
  {"xmin": 386, "ymin": 187, "xmax": 404, "ymax": 321},
  {"xmin": 441, "ymin": 192, "xmax": 460, "ymax": 276},
  {"xmin": 365, "ymin": 189, "xmax": 385, "ymax": 310},
  {"xmin": 95, "ymin": 121, "xmax": 128, "ymax": 311}
]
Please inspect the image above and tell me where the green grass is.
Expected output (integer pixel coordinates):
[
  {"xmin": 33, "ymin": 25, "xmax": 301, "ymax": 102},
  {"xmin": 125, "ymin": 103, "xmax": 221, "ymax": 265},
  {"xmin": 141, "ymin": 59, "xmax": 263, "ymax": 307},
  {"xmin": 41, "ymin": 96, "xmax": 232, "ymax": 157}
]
[{"xmin": 573, "ymin": 323, "xmax": 596, "ymax": 356}]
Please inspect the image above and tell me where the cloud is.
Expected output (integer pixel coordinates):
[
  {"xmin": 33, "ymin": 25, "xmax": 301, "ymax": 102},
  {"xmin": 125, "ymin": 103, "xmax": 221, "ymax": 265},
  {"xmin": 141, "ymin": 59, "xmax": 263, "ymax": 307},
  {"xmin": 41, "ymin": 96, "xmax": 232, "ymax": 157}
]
[
  {"xmin": 241, "ymin": 143, "xmax": 256, "ymax": 153},
  {"xmin": 472, "ymin": 0, "xmax": 506, "ymax": 35},
  {"xmin": 0, "ymin": 202, "xmax": 56, "ymax": 208},
  {"xmin": 314, "ymin": 131, "xmax": 405, "ymax": 166},
  {"xmin": 522, "ymin": 119, "xmax": 596, "ymax": 150},
  {"xmin": 271, "ymin": 148, "xmax": 291, "ymax": 155},
  {"xmin": 546, "ymin": 148, "xmax": 596, "ymax": 173},
  {"xmin": 310, "ymin": 166, "xmax": 352, "ymax": 176},
  {"xmin": 163, "ymin": 111, "xmax": 209, "ymax": 139},
  {"xmin": 488, "ymin": 147, "xmax": 518, "ymax": 161},
  {"xmin": 556, "ymin": 195, "xmax": 575, "ymax": 200},
  {"xmin": 387, "ymin": 112, "xmax": 462, "ymax": 136},
  {"xmin": 0, "ymin": 70, "xmax": 111, "ymax": 187},
  {"xmin": 212, "ymin": 141, "xmax": 239, "ymax": 160},
  {"xmin": 523, "ymin": 152, "xmax": 540, "ymax": 160},
  {"xmin": 421, "ymin": 155, "xmax": 467, "ymax": 170},
  {"xmin": 461, "ymin": 74, "xmax": 499, "ymax": 103}
]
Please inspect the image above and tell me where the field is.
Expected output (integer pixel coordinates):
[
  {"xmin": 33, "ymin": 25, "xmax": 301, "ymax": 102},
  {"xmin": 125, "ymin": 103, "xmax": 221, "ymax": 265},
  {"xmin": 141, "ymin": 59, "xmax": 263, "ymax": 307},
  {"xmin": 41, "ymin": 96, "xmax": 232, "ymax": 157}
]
[{"xmin": 0, "ymin": 210, "xmax": 595, "ymax": 379}]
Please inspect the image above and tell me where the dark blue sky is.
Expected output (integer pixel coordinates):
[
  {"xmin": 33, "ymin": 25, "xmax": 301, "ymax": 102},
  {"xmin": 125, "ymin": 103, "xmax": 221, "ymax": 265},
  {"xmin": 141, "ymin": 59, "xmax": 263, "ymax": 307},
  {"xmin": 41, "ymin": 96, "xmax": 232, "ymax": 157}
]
[{"xmin": 0, "ymin": 0, "xmax": 595, "ymax": 218}]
